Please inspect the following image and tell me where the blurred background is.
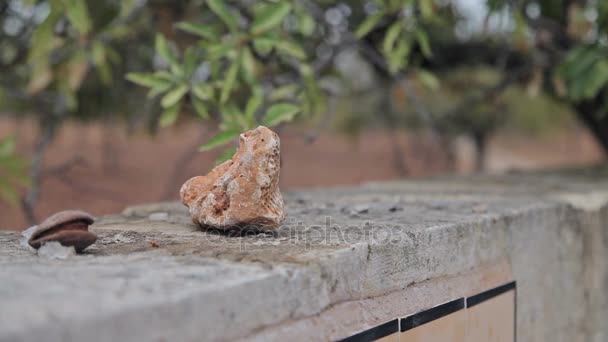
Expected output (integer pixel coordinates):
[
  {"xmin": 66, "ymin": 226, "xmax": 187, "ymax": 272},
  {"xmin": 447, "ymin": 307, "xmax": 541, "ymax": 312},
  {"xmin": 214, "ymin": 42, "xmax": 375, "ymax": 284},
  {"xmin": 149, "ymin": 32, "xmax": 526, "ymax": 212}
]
[{"xmin": 0, "ymin": 0, "xmax": 606, "ymax": 230}]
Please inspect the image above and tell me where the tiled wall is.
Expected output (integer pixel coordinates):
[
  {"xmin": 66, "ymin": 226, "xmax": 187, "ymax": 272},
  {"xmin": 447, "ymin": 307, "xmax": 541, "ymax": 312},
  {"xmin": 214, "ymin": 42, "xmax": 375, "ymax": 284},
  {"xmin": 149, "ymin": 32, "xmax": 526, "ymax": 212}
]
[{"xmin": 338, "ymin": 282, "xmax": 516, "ymax": 342}]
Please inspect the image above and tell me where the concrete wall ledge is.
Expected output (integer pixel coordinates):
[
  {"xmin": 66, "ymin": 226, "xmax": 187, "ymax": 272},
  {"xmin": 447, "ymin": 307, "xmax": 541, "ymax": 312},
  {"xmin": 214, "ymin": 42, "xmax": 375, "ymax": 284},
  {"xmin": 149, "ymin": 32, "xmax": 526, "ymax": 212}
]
[{"xmin": 2, "ymin": 168, "xmax": 608, "ymax": 341}]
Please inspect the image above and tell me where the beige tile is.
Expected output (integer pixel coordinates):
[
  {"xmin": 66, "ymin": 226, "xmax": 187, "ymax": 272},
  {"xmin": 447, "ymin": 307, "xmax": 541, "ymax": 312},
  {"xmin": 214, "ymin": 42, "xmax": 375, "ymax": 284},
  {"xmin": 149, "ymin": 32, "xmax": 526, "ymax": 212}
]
[
  {"xmin": 401, "ymin": 310, "xmax": 466, "ymax": 342},
  {"xmin": 466, "ymin": 291, "xmax": 515, "ymax": 342},
  {"xmin": 376, "ymin": 332, "xmax": 400, "ymax": 342}
]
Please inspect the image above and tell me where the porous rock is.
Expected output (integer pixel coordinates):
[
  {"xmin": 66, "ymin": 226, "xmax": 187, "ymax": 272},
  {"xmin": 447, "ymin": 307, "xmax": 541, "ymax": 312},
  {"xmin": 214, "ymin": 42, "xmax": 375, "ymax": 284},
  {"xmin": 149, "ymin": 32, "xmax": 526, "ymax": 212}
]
[{"xmin": 180, "ymin": 126, "xmax": 285, "ymax": 229}]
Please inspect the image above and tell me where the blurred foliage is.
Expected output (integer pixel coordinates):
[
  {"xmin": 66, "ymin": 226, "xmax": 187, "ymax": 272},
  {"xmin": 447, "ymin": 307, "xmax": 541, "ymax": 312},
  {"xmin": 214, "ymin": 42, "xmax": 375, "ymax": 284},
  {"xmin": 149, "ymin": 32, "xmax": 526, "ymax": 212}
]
[{"xmin": 0, "ymin": 0, "xmax": 608, "ymax": 203}]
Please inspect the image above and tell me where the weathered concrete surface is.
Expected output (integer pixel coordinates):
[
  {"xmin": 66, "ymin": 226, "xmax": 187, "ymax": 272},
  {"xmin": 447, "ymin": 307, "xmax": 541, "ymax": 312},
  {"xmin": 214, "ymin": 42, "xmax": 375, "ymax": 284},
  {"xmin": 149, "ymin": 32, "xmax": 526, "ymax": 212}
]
[{"xmin": 2, "ymin": 167, "xmax": 608, "ymax": 341}]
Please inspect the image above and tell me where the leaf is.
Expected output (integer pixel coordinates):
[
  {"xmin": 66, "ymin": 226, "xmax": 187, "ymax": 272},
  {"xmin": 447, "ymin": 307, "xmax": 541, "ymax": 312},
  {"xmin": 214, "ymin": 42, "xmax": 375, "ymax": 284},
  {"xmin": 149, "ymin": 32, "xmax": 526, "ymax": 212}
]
[
  {"xmin": 355, "ymin": 12, "xmax": 384, "ymax": 38},
  {"xmin": 126, "ymin": 73, "xmax": 172, "ymax": 88},
  {"xmin": 161, "ymin": 84, "xmax": 189, "ymax": 108},
  {"xmin": 175, "ymin": 21, "xmax": 216, "ymax": 40},
  {"xmin": 251, "ymin": 2, "xmax": 292, "ymax": 35},
  {"xmin": 223, "ymin": 103, "xmax": 248, "ymax": 130},
  {"xmin": 418, "ymin": 69, "xmax": 440, "ymax": 90},
  {"xmin": 27, "ymin": 9, "xmax": 62, "ymax": 62},
  {"xmin": 26, "ymin": 63, "xmax": 52, "ymax": 95},
  {"xmin": 220, "ymin": 58, "xmax": 240, "ymax": 104},
  {"xmin": 147, "ymin": 82, "xmax": 173, "ymax": 98},
  {"xmin": 66, "ymin": 51, "xmax": 89, "ymax": 91},
  {"xmin": 562, "ymin": 47, "xmax": 598, "ymax": 80},
  {"xmin": 191, "ymin": 97, "xmax": 209, "ymax": 119},
  {"xmin": 199, "ymin": 128, "xmax": 240, "ymax": 151},
  {"xmin": 240, "ymin": 47, "xmax": 257, "ymax": 84},
  {"xmin": 299, "ymin": 14, "xmax": 315, "ymax": 36},
  {"xmin": 214, "ymin": 146, "xmax": 237, "ymax": 165},
  {"xmin": 159, "ymin": 102, "xmax": 182, "ymax": 127},
  {"xmin": 183, "ymin": 47, "xmax": 198, "ymax": 76},
  {"xmin": 62, "ymin": 0, "xmax": 91, "ymax": 34},
  {"xmin": 192, "ymin": 83, "xmax": 215, "ymax": 101},
  {"xmin": 387, "ymin": 39, "xmax": 409, "ymax": 74},
  {"xmin": 204, "ymin": 42, "xmax": 233, "ymax": 60},
  {"xmin": 383, "ymin": 21, "xmax": 403, "ymax": 55},
  {"xmin": 416, "ymin": 29, "xmax": 432, "ymax": 57},
  {"xmin": 253, "ymin": 37, "xmax": 277, "ymax": 55},
  {"xmin": 263, "ymin": 103, "xmax": 300, "ymax": 127},
  {"xmin": 245, "ymin": 86, "xmax": 263, "ymax": 125},
  {"xmin": 299, "ymin": 64, "xmax": 320, "ymax": 107},
  {"xmin": 155, "ymin": 34, "xmax": 178, "ymax": 67},
  {"xmin": 269, "ymin": 84, "xmax": 299, "ymax": 101},
  {"xmin": 582, "ymin": 60, "xmax": 608, "ymax": 99},
  {"xmin": 274, "ymin": 40, "xmax": 306, "ymax": 60},
  {"xmin": 91, "ymin": 41, "xmax": 106, "ymax": 66},
  {"xmin": 207, "ymin": 0, "xmax": 238, "ymax": 32},
  {"xmin": 419, "ymin": 0, "xmax": 433, "ymax": 19}
]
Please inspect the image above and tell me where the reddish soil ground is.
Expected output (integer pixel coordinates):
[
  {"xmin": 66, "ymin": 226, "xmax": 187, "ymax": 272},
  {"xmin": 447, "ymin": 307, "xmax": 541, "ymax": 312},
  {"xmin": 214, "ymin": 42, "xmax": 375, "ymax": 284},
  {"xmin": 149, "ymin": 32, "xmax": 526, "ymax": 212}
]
[{"xmin": 0, "ymin": 118, "xmax": 603, "ymax": 230}]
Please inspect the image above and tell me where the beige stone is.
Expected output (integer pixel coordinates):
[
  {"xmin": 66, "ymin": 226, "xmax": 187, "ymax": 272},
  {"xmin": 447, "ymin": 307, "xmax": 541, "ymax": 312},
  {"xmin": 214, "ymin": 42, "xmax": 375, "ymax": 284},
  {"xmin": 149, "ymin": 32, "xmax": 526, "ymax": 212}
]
[
  {"xmin": 466, "ymin": 291, "xmax": 515, "ymax": 342},
  {"xmin": 180, "ymin": 126, "xmax": 285, "ymax": 229}
]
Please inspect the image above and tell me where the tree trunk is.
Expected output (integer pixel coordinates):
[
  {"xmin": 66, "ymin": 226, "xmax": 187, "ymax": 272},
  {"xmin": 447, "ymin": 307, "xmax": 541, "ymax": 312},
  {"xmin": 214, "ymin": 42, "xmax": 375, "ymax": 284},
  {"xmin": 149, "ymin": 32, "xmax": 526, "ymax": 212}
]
[
  {"xmin": 472, "ymin": 131, "xmax": 487, "ymax": 173},
  {"xmin": 379, "ymin": 90, "xmax": 408, "ymax": 177},
  {"xmin": 575, "ymin": 101, "xmax": 608, "ymax": 156},
  {"xmin": 21, "ymin": 115, "xmax": 58, "ymax": 224}
]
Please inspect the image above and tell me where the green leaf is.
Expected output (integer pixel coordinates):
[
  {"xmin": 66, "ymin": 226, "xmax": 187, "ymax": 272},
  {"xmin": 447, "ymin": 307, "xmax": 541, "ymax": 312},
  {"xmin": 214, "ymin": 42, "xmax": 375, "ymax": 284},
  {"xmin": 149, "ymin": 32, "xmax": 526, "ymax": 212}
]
[
  {"xmin": 175, "ymin": 21, "xmax": 216, "ymax": 40},
  {"xmin": 161, "ymin": 84, "xmax": 189, "ymax": 108},
  {"xmin": 27, "ymin": 9, "xmax": 61, "ymax": 62},
  {"xmin": 274, "ymin": 40, "xmax": 306, "ymax": 60},
  {"xmin": 387, "ymin": 39, "xmax": 409, "ymax": 74},
  {"xmin": 192, "ymin": 83, "xmax": 215, "ymax": 101},
  {"xmin": 416, "ymin": 29, "xmax": 432, "ymax": 57},
  {"xmin": 91, "ymin": 41, "xmax": 106, "ymax": 66},
  {"xmin": 215, "ymin": 146, "xmax": 237, "ymax": 165},
  {"xmin": 66, "ymin": 51, "xmax": 89, "ymax": 91},
  {"xmin": 355, "ymin": 12, "xmax": 384, "ymax": 38},
  {"xmin": 207, "ymin": 0, "xmax": 238, "ymax": 32},
  {"xmin": 419, "ymin": 0, "xmax": 433, "ymax": 19},
  {"xmin": 126, "ymin": 73, "xmax": 172, "ymax": 88},
  {"xmin": 155, "ymin": 34, "xmax": 178, "ymax": 67},
  {"xmin": 147, "ymin": 82, "xmax": 173, "ymax": 99},
  {"xmin": 223, "ymin": 103, "xmax": 248, "ymax": 130},
  {"xmin": 582, "ymin": 60, "xmax": 608, "ymax": 99},
  {"xmin": 204, "ymin": 42, "xmax": 233, "ymax": 60},
  {"xmin": 245, "ymin": 86, "xmax": 263, "ymax": 125},
  {"xmin": 159, "ymin": 102, "xmax": 182, "ymax": 127},
  {"xmin": 253, "ymin": 37, "xmax": 277, "ymax": 55},
  {"xmin": 220, "ymin": 58, "xmax": 240, "ymax": 104},
  {"xmin": 240, "ymin": 47, "xmax": 257, "ymax": 84},
  {"xmin": 418, "ymin": 69, "xmax": 440, "ymax": 90},
  {"xmin": 192, "ymin": 97, "xmax": 209, "ymax": 119},
  {"xmin": 27, "ymin": 62, "xmax": 52, "ymax": 94},
  {"xmin": 183, "ymin": 47, "xmax": 198, "ymax": 76},
  {"xmin": 263, "ymin": 103, "xmax": 300, "ymax": 127},
  {"xmin": 62, "ymin": 0, "xmax": 91, "ymax": 34},
  {"xmin": 299, "ymin": 14, "xmax": 315, "ymax": 36},
  {"xmin": 199, "ymin": 128, "xmax": 240, "ymax": 151},
  {"xmin": 269, "ymin": 84, "xmax": 299, "ymax": 101},
  {"xmin": 251, "ymin": 2, "xmax": 292, "ymax": 35},
  {"xmin": 563, "ymin": 48, "xmax": 599, "ymax": 80},
  {"xmin": 383, "ymin": 21, "xmax": 403, "ymax": 55}
]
